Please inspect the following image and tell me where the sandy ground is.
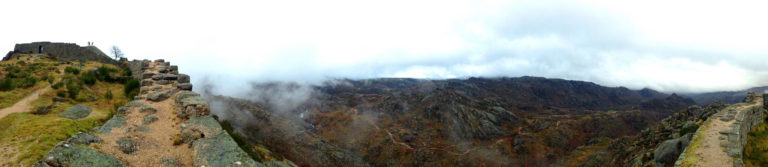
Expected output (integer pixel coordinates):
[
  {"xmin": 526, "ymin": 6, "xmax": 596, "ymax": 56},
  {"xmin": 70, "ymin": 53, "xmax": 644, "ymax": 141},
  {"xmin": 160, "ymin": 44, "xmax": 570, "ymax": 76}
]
[
  {"xmin": 693, "ymin": 101, "xmax": 760, "ymax": 167},
  {"xmin": 0, "ymin": 86, "xmax": 50, "ymax": 119},
  {"xmin": 91, "ymin": 62, "xmax": 192, "ymax": 166}
]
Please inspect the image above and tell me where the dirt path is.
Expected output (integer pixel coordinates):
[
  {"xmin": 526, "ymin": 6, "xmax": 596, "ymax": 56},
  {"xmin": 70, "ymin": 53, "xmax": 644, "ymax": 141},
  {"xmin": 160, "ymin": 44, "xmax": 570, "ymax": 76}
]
[
  {"xmin": 0, "ymin": 86, "xmax": 50, "ymax": 120},
  {"xmin": 91, "ymin": 61, "xmax": 193, "ymax": 166},
  {"xmin": 693, "ymin": 100, "xmax": 760, "ymax": 167}
]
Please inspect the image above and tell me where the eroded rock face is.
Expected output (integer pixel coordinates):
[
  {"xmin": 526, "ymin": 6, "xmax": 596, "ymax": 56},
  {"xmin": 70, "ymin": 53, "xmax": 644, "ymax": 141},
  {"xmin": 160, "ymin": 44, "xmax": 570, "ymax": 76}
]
[
  {"xmin": 57, "ymin": 104, "xmax": 92, "ymax": 120},
  {"xmin": 148, "ymin": 89, "xmax": 174, "ymax": 102},
  {"xmin": 36, "ymin": 142, "xmax": 125, "ymax": 167}
]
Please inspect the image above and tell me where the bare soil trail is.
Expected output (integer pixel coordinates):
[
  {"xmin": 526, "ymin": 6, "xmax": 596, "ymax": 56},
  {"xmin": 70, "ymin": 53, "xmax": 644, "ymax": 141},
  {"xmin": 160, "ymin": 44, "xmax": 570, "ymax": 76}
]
[
  {"xmin": 0, "ymin": 86, "xmax": 51, "ymax": 120},
  {"xmin": 91, "ymin": 61, "xmax": 193, "ymax": 166},
  {"xmin": 693, "ymin": 99, "xmax": 761, "ymax": 167}
]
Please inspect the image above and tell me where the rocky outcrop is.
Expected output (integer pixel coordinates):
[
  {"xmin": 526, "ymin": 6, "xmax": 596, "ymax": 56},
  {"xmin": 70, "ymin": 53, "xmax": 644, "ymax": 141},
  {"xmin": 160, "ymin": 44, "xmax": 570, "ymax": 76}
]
[
  {"xmin": 192, "ymin": 133, "xmax": 260, "ymax": 167},
  {"xmin": 4, "ymin": 42, "xmax": 116, "ymax": 64},
  {"xmin": 57, "ymin": 104, "xmax": 92, "ymax": 120}
]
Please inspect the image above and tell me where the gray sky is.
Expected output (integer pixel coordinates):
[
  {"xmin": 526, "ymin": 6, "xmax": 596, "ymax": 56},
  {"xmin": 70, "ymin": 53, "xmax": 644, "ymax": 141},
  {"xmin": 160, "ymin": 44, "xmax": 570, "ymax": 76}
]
[{"xmin": 1, "ymin": 0, "xmax": 767, "ymax": 94}]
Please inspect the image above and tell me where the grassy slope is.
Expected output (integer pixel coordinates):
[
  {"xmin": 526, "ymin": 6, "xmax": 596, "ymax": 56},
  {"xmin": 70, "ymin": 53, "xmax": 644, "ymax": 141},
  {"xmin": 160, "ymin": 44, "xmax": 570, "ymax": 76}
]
[
  {"xmin": 745, "ymin": 115, "xmax": 768, "ymax": 167},
  {"xmin": 0, "ymin": 54, "xmax": 129, "ymax": 166}
]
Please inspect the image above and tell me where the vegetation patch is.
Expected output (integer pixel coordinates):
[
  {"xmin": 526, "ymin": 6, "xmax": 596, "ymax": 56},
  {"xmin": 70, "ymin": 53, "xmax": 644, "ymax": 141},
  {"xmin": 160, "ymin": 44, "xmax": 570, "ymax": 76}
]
[
  {"xmin": 745, "ymin": 115, "xmax": 768, "ymax": 167},
  {"xmin": 680, "ymin": 118, "xmax": 709, "ymax": 167}
]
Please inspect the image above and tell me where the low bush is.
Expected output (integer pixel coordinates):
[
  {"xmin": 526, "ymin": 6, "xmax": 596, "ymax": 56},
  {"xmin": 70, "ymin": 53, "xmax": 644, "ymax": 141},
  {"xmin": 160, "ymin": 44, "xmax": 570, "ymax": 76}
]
[
  {"xmin": 64, "ymin": 66, "xmax": 80, "ymax": 74},
  {"xmin": 0, "ymin": 78, "xmax": 15, "ymax": 91},
  {"xmin": 81, "ymin": 71, "xmax": 96, "ymax": 85},
  {"xmin": 123, "ymin": 79, "xmax": 140, "ymax": 98}
]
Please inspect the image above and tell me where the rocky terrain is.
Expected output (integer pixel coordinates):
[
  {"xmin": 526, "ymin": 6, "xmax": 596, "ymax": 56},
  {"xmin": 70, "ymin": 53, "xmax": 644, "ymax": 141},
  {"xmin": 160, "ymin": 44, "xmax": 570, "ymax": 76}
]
[{"xmin": 204, "ymin": 77, "xmax": 697, "ymax": 166}]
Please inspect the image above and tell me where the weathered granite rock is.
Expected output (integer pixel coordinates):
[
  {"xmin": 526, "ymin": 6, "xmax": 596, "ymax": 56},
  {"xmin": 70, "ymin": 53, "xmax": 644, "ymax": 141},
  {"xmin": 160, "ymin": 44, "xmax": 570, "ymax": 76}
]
[
  {"xmin": 57, "ymin": 104, "xmax": 92, "ymax": 120},
  {"xmin": 163, "ymin": 74, "xmax": 178, "ymax": 80},
  {"xmin": 142, "ymin": 79, "xmax": 154, "ymax": 86},
  {"xmin": 155, "ymin": 59, "xmax": 165, "ymax": 63},
  {"xmin": 148, "ymin": 90, "xmax": 173, "ymax": 101},
  {"xmin": 143, "ymin": 114, "xmax": 159, "ymax": 125},
  {"xmin": 178, "ymin": 74, "xmax": 190, "ymax": 83},
  {"xmin": 152, "ymin": 74, "xmax": 164, "ymax": 80},
  {"xmin": 654, "ymin": 134, "xmax": 692, "ymax": 167},
  {"xmin": 37, "ymin": 142, "xmax": 125, "ymax": 167},
  {"xmin": 117, "ymin": 137, "xmax": 138, "ymax": 154},
  {"xmin": 140, "ymin": 105, "xmax": 158, "ymax": 114},
  {"xmin": 176, "ymin": 83, "xmax": 193, "ymax": 91},
  {"xmin": 160, "ymin": 158, "xmax": 181, "ymax": 167},
  {"xmin": 192, "ymin": 133, "xmax": 261, "ymax": 167},
  {"xmin": 95, "ymin": 116, "xmax": 127, "ymax": 134},
  {"xmin": 142, "ymin": 73, "xmax": 155, "ymax": 79},
  {"xmin": 66, "ymin": 132, "xmax": 103, "ymax": 145},
  {"xmin": 178, "ymin": 96, "xmax": 210, "ymax": 119},
  {"xmin": 157, "ymin": 80, "xmax": 170, "ymax": 85},
  {"xmin": 181, "ymin": 116, "xmax": 223, "ymax": 143}
]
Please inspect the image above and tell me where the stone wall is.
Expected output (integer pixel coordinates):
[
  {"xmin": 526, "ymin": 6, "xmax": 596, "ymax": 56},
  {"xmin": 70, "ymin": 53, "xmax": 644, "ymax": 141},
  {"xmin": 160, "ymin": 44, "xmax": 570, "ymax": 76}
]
[
  {"xmin": 730, "ymin": 105, "xmax": 764, "ymax": 166},
  {"xmin": 5, "ymin": 42, "xmax": 117, "ymax": 64}
]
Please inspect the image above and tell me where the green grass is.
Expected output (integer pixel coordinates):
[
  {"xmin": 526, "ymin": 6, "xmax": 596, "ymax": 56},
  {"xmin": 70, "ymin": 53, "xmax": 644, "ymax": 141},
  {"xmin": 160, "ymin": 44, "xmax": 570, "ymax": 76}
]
[
  {"xmin": 0, "ymin": 110, "xmax": 104, "ymax": 165},
  {"xmin": 745, "ymin": 115, "xmax": 768, "ymax": 167},
  {"xmin": 0, "ymin": 81, "xmax": 47, "ymax": 108},
  {"xmin": 0, "ymin": 55, "xmax": 131, "ymax": 166}
]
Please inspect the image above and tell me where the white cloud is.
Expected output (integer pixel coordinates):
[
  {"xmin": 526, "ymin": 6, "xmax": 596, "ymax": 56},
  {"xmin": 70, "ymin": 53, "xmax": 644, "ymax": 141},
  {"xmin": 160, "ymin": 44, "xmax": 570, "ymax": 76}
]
[{"xmin": 1, "ymin": 0, "xmax": 767, "ymax": 94}]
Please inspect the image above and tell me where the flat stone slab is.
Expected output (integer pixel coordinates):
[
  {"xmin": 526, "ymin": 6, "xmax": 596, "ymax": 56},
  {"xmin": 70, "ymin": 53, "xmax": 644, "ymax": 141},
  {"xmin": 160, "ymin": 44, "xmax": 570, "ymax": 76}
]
[{"xmin": 57, "ymin": 104, "xmax": 92, "ymax": 120}]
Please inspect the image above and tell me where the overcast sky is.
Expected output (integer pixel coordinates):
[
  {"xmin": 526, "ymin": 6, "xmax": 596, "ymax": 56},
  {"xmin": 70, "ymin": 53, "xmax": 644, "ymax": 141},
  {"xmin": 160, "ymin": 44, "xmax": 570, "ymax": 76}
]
[{"xmin": 1, "ymin": 0, "xmax": 767, "ymax": 94}]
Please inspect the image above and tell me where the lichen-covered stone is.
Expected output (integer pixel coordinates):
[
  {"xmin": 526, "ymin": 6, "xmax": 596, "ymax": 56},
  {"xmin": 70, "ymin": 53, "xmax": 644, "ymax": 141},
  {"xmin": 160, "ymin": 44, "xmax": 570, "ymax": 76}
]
[
  {"xmin": 178, "ymin": 74, "xmax": 190, "ymax": 83},
  {"xmin": 140, "ymin": 105, "xmax": 158, "ymax": 114},
  {"xmin": 178, "ymin": 96, "xmax": 210, "ymax": 118},
  {"xmin": 95, "ymin": 116, "xmax": 127, "ymax": 134},
  {"xmin": 192, "ymin": 133, "xmax": 261, "ymax": 167},
  {"xmin": 142, "ymin": 79, "xmax": 154, "ymax": 86},
  {"xmin": 176, "ymin": 83, "xmax": 193, "ymax": 91},
  {"xmin": 143, "ymin": 114, "xmax": 159, "ymax": 125},
  {"xmin": 66, "ymin": 132, "xmax": 103, "ymax": 145},
  {"xmin": 181, "ymin": 116, "xmax": 223, "ymax": 143},
  {"xmin": 142, "ymin": 73, "xmax": 155, "ymax": 79},
  {"xmin": 38, "ymin": 142, "xmax": 125, "ymax": 167},
  {"xmin": 163, "ymin": 74, "xmax": 178, "ymax": 80},
  {"xmin": 57, "ymin": 104, "xmax": 92, "ymax": 120},
  {"xmin": 117, "ymin": 137, "xmax": 138, "ymax": 154}
]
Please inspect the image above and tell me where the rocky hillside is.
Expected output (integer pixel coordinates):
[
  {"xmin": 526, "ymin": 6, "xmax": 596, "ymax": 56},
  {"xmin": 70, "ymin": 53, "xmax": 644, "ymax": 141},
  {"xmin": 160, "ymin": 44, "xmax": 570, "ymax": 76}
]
[
  {"xmin": 30, "ymin": 59, "xmax": 296, "ymax": 166},
  {"xmin": 206, "ymin": 77, "xmax": 696, "ymax": 166}
]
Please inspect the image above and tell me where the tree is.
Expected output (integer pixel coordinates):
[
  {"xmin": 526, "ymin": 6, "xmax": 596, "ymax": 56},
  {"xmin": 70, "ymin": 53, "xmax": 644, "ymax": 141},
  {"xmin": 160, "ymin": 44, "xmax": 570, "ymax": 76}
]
[{"xmin": 111, "ymin": 46, "xmax": 124, "ymax": 60}]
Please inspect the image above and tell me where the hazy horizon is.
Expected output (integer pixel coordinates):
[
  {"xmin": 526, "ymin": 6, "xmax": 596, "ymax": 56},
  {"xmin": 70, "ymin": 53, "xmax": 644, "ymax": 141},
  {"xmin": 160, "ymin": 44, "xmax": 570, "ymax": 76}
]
[{"xmin": 2, "ymin": 0, "xmax": 768, "ymax": 94}]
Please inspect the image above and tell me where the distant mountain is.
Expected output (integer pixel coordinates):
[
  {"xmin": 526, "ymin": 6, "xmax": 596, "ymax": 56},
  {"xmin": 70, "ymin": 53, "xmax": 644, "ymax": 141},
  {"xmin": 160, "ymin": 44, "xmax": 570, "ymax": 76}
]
[
  {"xmin": 208, "ymin": 76, "xmax": 696, "ymax": 166},
  {"xmin": 683, "ymin": 86, "xmax": 768, "ymax": 105}
]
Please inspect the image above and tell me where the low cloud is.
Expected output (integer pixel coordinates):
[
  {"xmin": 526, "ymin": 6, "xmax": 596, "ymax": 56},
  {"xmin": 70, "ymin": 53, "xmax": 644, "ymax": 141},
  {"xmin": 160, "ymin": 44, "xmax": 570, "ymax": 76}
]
[{"xmin": 2, "ymin": 0, "xmax": 768, "ymax": 93}]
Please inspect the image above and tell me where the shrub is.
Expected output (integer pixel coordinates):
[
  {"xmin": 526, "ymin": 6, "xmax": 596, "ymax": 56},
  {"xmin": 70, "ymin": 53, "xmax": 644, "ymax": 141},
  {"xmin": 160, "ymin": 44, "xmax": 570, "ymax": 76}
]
[
  {"xmin": 124, "ymin": 79, "xmax": 140, "ymax": 98},
  {"xmin": 56, "ymin": 91, "xmax": 67, "ymax": 98},
  {"xmin": 20, "ymin": 76, "xmax": 38, "ymax": 88},
  {"xmin": 32, "ymin": 105, "xmax": 54, "ymax": 115},
  {"xmin": 97, "ymin": 65, "xmax": 112, "ymax": 81},
  {"xmin": 0, "ymin": 78, "xmax": 15, "ymax": 91},
  {"xmin": 105, "ymin": 89, "xmax": 113, "ymax": 100},
  {"xmin": 81, "ymin": 71, "xmax": 96, "ymax": 85},
  {"xmin": 66, "ymin": 82, "xmax": 80, "ymax": 99},
  {"xmin": 64, "ymin": 66, "xmax": 80, "ymax": 74},
  {"xmin": 52, "ymin": 81, "xmax": 63, "ymax": 89}
]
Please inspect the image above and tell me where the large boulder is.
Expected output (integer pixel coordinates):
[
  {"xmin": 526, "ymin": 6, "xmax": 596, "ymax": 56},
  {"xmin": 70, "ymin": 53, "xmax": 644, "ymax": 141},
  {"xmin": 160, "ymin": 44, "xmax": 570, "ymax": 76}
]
[
  {"xmin": 653, "ymin": 134, "xmax": 692, "ymax": 167},
  {"xmin": 177, "ymin": 74, "xmax": 190, "ymax": 83},
  {"xmin": 192, "ymin": 133, "xmax": 261, "ymax": 167},
  {"xmin": 57, "ymin": 104, "xmax": 92, "ymax": 120},
  {"xmin": 36, "ymin": 142, "xmax": 125, "ymax": 167}
]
